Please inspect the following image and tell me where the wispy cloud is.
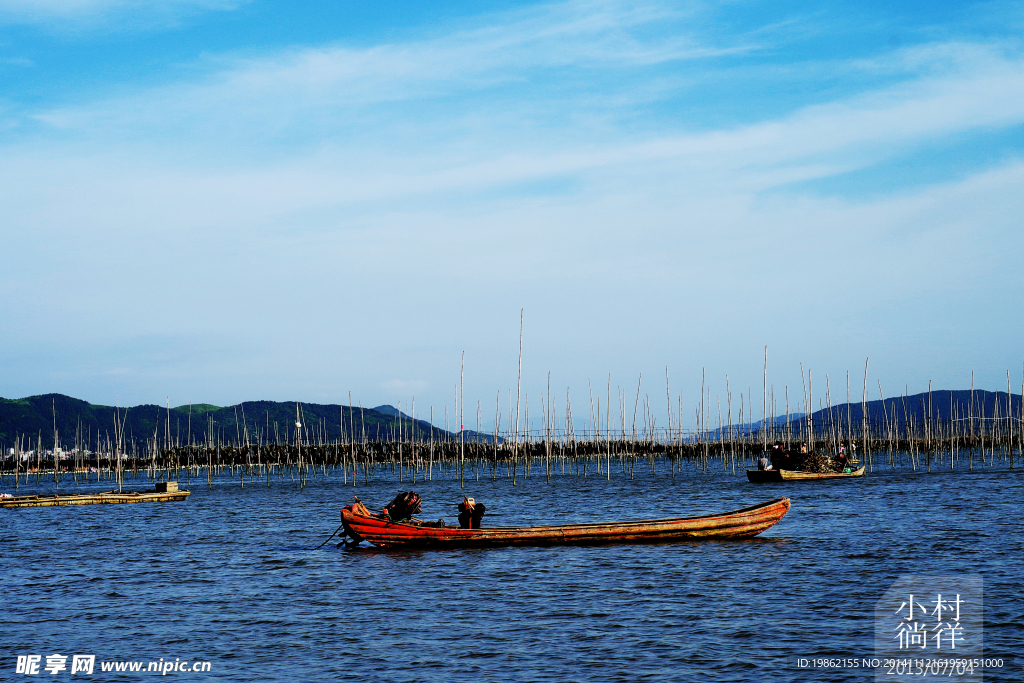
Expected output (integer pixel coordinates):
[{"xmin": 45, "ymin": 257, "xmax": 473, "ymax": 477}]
[
  {"xmin": 0, "ymin": 0, "xmax": 243, "ymax": 29},
  {"xmin": 20, "ymin": 1, "xmax": 1022, "ymax": 175},
  {"xmin": 4, "ymin": 0, "xmax": 1021, "ymax": 240},
  {"xmin": 18, "ymin": 41, "xmax": 1023, "ymax": 231},
  {"xmin": 25, "ymin": 0, "xmax": 743, "ymax": 136},
  {"xmin": 4, "ymin": 0, "xmax": 1024, "ymax": 404}
]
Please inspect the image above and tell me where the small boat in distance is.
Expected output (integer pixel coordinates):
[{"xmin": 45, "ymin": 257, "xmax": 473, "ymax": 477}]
[
  {"xmin": 0, "ymin": 482, "xmax": 190, "ymax": 508},
  {"xmin": 746, "ymin": 466, "xmax": 866, "ymax": 483},
  {"xmin": 340, "ymin": 497, "xmax": 790, "ymax": 549}
]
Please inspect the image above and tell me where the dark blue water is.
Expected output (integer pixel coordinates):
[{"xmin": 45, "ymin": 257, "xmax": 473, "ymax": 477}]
[{"xmin": 3, "ymin": 463, "xmax": 1022, "ymax": 682}]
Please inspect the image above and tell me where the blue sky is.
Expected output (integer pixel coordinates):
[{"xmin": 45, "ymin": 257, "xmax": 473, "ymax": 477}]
[{"xmin": 2, "ymin": 0, "xmax": 1023, "ymax": 428}]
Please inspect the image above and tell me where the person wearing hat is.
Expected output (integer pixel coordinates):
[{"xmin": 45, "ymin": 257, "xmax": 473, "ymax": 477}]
[{"xmin": 457, "ymin": 496, "xmax": 486, "ymax": 529}]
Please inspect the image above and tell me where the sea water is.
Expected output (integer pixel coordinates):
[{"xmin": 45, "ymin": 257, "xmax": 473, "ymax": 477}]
[{"xmin": 3, "ymin": 463, "xmax": 1021, "ymax": 682}]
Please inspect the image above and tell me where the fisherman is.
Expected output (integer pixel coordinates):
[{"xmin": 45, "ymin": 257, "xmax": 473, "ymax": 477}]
[
  {"xmin": 384, "ymin": 491, "xmax": 422, "ymax": 521},
  {"xmin": 834, "ymin": 450, "xmax": 849, "ymax": 472},
  {"xmin": 792, "ymin": 443, "xmax": 811, "ymax": 470},
  {"xmin": 758, "ymin": 452, "xmax": 771, "ymax": 471},
  {"xmin": 457, "ymin": 496, "xmax": 486, "ymax": 529},
  {"xmin": 783, "ymin": 450, "xmax": 796, "ymax": 470},
  {"xmin": 351, "ymin": 496, "xmax": 372, "ymax": 517},
  {"xmin": 771, "ymin": 444, "xmax": 792, "ymax": 470}
]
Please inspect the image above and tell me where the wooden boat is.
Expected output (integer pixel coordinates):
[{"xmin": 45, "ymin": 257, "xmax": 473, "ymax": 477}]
[
  {"xmin": 746, "ymin": 465, "xmax": 866, "ymax": 483},
  {"xmin": 0, "ymin": 482, "xmax": 190, "ymax": 508},
  {"xmin": 340, "ymin": 497, "xmax": 790, "ymax": 549}
]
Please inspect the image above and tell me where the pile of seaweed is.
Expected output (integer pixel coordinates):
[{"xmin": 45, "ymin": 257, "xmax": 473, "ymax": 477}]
[{"xmin": 798, "ymin": 451, "xmax": 836, "ymax": 473}]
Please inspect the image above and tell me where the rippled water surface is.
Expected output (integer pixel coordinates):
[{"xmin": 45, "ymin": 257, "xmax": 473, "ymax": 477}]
[{"xmin": 3, "ymin": 463, "xmax": 1022, "ymax": 682}]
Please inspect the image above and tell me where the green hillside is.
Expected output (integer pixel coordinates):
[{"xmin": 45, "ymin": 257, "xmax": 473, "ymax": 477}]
[{"xmin": 0, "ymin": 394, "xmax": 452, "ymax": 450}]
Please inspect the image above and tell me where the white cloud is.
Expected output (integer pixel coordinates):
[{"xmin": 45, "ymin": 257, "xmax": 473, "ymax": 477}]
[
  {"xmin": 27, "ymin": 0, "xmax": 741, "ymax": 136},
  {"xmin": 0, "ymin": 0, "xmax": 242, "ymax": 28},
  {"xmin": 4, "ymin": 39, "xmax": 1023, "ymax": 268},
  {"xmin": 0, "ymin": 0, "xmax": 237, "ymax": 14},
  {"xmin": 18, "ymin": 2, "xmax": 1024, "ymax": 199},
  {"xmin": 4, "ymin": 2, "xmax": 1024, "ymax": 404}
]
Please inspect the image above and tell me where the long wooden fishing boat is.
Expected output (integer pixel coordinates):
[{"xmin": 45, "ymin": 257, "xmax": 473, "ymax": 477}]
[
  {"xmin": 746, "ymin": 465, "xmax": 866, "ymax": 483},
  {"xmin": 340, "ymin": 497, "xmax": 790, "ymax": 549},
  {"xmin": 0, "ymin": 483, "xmax": 190, "ymax": 508}
]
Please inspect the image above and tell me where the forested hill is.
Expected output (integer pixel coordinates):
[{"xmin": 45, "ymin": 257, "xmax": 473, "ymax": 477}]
[
  {"xmin": 3, "ymin": 389, "xmax": 1018, "ymax": 449},
  {"xmin": 0, "ymin": 394, "xmax": 456, "ymax": 450},
  {"xmin": 793, "ymin": 389, "xmax": 1021, "ymax": 430}
]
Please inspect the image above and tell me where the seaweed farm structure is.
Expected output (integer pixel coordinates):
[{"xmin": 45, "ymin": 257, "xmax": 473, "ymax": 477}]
[
  {"xmin": 1, "ymin": 386, "xmax": 1021, "ymax": 490},
  {"xmin": 0, "ymin": 482, "xmax": 189, "ymax": 508}
]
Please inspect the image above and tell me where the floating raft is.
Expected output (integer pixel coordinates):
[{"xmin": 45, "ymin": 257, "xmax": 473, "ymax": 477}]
[
  {"xmin": 341, "ymin": 497, "xmax": 791, "ymax": 549},
  {"xmin": 746, "ymin": 465, "xmax": 866, "ymax": 482},
  {"xmin": 0, "ymin": 482, "xmax": 190, "ymax": 508}
]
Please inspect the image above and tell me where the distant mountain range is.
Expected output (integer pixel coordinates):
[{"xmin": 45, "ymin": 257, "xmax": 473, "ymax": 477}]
[
  {"xmin": 705, "ymin": 389, "xmax": 1021, "ymax": 435},
  {"xmin": 0, "ymin": 394, "xmax": 474, "ymax": 450},
  {"xmin": 809, "ymin": 388, "xmax": 1018, "ymax": 425},
  {"xmin": 2, "ymin": 389, "xmax": 1016, "ymax": 450},
  {"xmin": 370, "ymin": 404, "xmax": 501, "ymax": 444}
]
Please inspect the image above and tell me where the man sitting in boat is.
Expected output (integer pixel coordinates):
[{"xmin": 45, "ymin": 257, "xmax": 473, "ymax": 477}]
[
  {"xmin": 771, "ymin": 445, "xmax": 796, "ymax": 471},
  {"xmin": 834, "ymin": 450, "xmax": 849, "ymax": 472},
  {"xmin": 457, "ymin": 496, "xmax": 486, "ymax": 529},
  {"xmin": 351, "ymin": 496, "xmax": 372, "ymax": 517},
  {"xmin": 348, "ymin": 493, "xmax": 447, "ymax": 527},
  {"xmin": 383, "ymin": 491, "xmax": 422, "ymax": 522},
  {"xmin": 763, "ymin": 442, "xmax": 786, "ymax": 470}
]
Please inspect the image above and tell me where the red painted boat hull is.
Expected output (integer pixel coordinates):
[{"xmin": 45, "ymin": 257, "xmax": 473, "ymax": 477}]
[{"xmin": 341, "ymin": 497, "xmax": 791, "ymax": 549}]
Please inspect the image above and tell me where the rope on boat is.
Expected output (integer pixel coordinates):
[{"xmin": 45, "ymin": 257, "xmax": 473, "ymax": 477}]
[{"xmin": 312, "ymin": 522, "xmax": 345, "ymax": 550}]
